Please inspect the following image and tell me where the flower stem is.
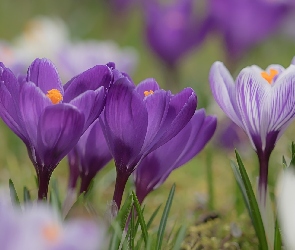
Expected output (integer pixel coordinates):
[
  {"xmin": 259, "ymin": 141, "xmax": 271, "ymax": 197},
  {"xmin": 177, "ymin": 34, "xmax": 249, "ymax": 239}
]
[
  {"xmin": 37, "ymin": 168, "xmax": 52, "ymax": 200},
  {"xmin": 113, "ymin": 171, "xmax": 130, "ymax": 210},
  {"xmin": 257, "ymin": 151, "xmax": 270, "ymax": 205},
  {"xmin": 79, "ymin": 173, "xmax": 95, "ymax": 194}
]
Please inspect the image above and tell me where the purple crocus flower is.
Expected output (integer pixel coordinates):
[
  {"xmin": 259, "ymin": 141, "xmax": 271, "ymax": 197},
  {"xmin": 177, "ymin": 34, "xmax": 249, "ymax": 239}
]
[
  {"xmin": 144, "ymin": 0, "xmax": 211, "ymax": 69},
  {"xmin": 133, "ymin": 109, "xmax": 217, "ymax": 204},
  {"xmin": 209, "ymin": 0, "xmax": 288, "ymax": 63},
  {"xmin": 100, "ymin": 76, "xmax": 197, "ymax": 209},
  {"xmin": 0, "ymin": 58, "xmax": 112, "ymax": 199},
  {"xmin": 209, "ymin": 61, "xmax": 295, "ymax": 202},
  {"xmin": 67, "ymin": 119, "xmax": 113, "ymax": 194}
]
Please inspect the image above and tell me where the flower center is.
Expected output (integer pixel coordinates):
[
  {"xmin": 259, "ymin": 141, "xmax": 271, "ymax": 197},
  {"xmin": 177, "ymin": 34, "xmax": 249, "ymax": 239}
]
[
  {"xmin": 144, "ymin": 90, "xmax": 154, "ymax": 97},
  {"xmin": 261, "ymin": 69, "xmax": 278, "ymax": 84},
  {"xmin": 46, "ymin": 89, "xmax": 63, "ymax": 104},
  {"xmin": 42, "ymin": 224, "xmax": 61, "ymax": 243}
]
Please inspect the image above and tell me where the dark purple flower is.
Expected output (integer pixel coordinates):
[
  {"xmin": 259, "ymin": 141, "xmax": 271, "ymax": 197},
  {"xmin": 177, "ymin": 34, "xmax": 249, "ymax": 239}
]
[
  {"xmin": 0, "ymin": 58, "xmax": 112, "ymax": 199},
  {"xmin": 209, "ymin": 0, "xmax": 288, "ymax": 61},
  {"xmin": 209, "ymin": 61, "xmax": 295, "ymax": 202},
  {"xmin": 144, "ymin": 0, "xmax": 211, "ymax": 68},
  {"xmin": 100, "ymin": 76, "xmax": 197, "ymax": 208},
  {"xmin": 133, "ymin": 109, "xmax": 217, "ymax": 203},
  {"xmin": 67, "ymin": 119, "xmax": 113, "ymax": 194}
]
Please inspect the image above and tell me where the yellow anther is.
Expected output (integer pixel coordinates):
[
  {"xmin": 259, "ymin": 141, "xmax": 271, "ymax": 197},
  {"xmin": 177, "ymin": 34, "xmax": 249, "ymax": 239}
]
[
  {"xmin": 144, "ymin": 90, "xmax": 154, "ymax": 97},
  {"xmin": 261, "ymin": 69, "xmax": 278, "ymax": 84},
  {"xmin": 46, "ymin": 89, "xmax": 63, "ymax": 104},
  {"xmin": 42, "ymin": 224, "xmax": 61, "ymax": 243}
]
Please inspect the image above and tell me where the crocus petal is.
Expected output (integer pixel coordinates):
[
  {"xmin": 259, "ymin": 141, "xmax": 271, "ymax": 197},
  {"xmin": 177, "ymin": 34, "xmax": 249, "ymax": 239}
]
[
  {"xmin": 209, "ymin": 61, "xmax": 242, "ymax": 127},
  {"xmin": 63, "ymin": 65, "xmax": 112, "ymax": 102},
  {"xmin": 19, "ymin": 82, "xmax": 51, "ymax": 147},
  {"xmin": 236, "ymin": 68, "xmax": 270, "ymax": 149},
  {"xmin": 26, "ymin": 58, "xmax": 64, "ymax": 95},
  {"xmin": 37, "ymin": 104, "xmax": 84, "ymax": 169},
  {"xmin": 263, "ymin": 65, "xmax": 295, "ymax": 140},
  {"xmin": 101, "ymin": 78, "xmax": 148, "ymax": 171},
  {"xmin": 0, "ymin": 62, "xmax": 20, "ymax": 99},
  {"xmin": 135, "ymin": 78, "xmax": 160, "ymax": 99},
  {"xmin": 69, "ymin": 87, "xmax": 105, "ymax": 131}
]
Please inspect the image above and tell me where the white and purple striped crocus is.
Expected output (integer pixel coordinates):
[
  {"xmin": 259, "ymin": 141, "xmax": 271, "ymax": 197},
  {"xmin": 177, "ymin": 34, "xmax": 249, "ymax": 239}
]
[
  {"xmin": 133, "ymin": 109, "xmax": 217, "ymax": 204},
  {"xmin": 0, "ymin": 58, "xmax": 112, "ymax": 200},
  {"xmin": 209, "ymin": 61, "xmax": 295, "ymax": 202},
  {"xmin": 100, "ymin": 74, "xmax": 197, "ymax": 209}
]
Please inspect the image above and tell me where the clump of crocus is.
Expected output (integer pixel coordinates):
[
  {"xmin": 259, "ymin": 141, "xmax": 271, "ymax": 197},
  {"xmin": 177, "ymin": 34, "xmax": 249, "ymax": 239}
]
[
  {"xmin": 208, "ymin": 0, "xmax": 288, "ymax": 66},
  {"xmin": 100, "ymin": 76, "xmax": 197, "ymax": 209},
  {"xmin": 209, "ymin": 61, "xmax": 295, "ymax": 202},
  {"xmin": 0, "ymin": 58, "xmax": 112, "ymax": 199},
  {"xmin": 133, "ymin": 109, "xmax": 217, "ymax": 204},
  {"xmin": 67, "ymin": 119, "xmax": 113, "ymax": 194},
  {"xmin": 0, "ymin": 196, "xmax": 104, "ymax": 250}
]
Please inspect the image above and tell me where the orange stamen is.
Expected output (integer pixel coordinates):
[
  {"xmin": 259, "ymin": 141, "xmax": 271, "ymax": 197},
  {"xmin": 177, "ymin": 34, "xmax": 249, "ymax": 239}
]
[
  {"xmin": 42, "ymin": 224, "xmax": 61, "ymax": 243},
  {"xmin": 46, "ymin": 89, "xmax": 63, "ymax": 104},
  {"xmin": 144, "ymin": 90, "xmax": 154, "ymax": 97},
  {"xmin": 261, "ymin": 69, "xmax": 278, "ymax": 84}
]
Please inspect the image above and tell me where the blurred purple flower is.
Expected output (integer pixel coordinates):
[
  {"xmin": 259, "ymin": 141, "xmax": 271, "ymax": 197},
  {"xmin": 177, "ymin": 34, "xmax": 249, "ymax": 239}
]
[
  {"xmin": 209, "ymin": 0, "xmax": 288, "ymax": 61},
  {"xmin": 0, "ymin": 58, "xmax": 112, "ymax": 199},
  {"xmin": 100, "ymin": 76, "xmax": 197, "ymax": 208},
  {"xmin": 0, "ymin": 197, "xmax": 104, "ymax": 250},
  {"xmin": 134, "ymin": 109, "xmax": 217, "ymax": 203},
  {"xmin": 68, "ymin": 119, "xmax": 113, "ymax": 194},
  {"xmin": 209, "ymin": 61, "xmax": 295, "ymax": 202},
  {"xmin": 144, "ymin": 0, "xmax": 211, "ymax": 68}
]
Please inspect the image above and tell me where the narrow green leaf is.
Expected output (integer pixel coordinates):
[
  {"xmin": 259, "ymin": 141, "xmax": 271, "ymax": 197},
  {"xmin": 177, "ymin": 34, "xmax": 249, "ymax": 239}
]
[
  {"xmin": 274, "ymin": 218, "xmax": 282, "ymax": 250},
  {"xmin": 23, "ymin": 186, "xmax": 31, "ymax": 202},
  {"xmin": 129, "ymin": 207, "xmax": 135, "ymax": 250},
  {"xmin": 9, "ymin": 179, "xmax": 19, "ymax": 205},
  {"xmin": 291, "ymin": 142, "xmax": 295, "ymax": 166},
  {"xmin": 134, "ymin": 206, "xmax": 145, "ymax": 236},
  {"xmin": 49, "ymin": 179, "xmax": 61, "ymax": 211},
  {"xmin": 116, "ymin": 193, "xmax": 133, "ymax": 231},
  {"xmin": 132, "ymin": 191, "xmax": 148, "ymax": 245},
  {"xmin": 172, "ymin": 225, "xmax": 187, "ymax": 250},
  {"xmin": 147, "ymin": 205, "xmax": 161, "ymax": 229},
  {"xmin": 282, "ymin": 156, "xmax": 288, "ymax": 169},
  {"xmin": 156, "ymin": 184, "xmax": 176, "ymax": 250},
  {"xmin": 235, "ymin": 150, "xmax": 268, "ymax": 250},
  {"xmin": 109, "ymin": 223, "xmax": 122, "ymax": 250}
]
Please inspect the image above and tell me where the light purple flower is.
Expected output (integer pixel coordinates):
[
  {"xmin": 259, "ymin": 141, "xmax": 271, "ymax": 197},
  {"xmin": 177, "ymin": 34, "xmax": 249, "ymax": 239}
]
[
  {"xmin": 144, "ymin": 0, "xmax": 211, "ymax": 68},
  {"xmin": 100, "ymin": 76, "xmax": 197, "ymax": 208},
  {"xmin": 0, "ymin": 58, "xmax": 112, "ymax": 199},
  {"xmin": 133, "ymin": 109, "xmax": 217, "ymax": 203},
  {"xmin": 209, "ymin": 61, "xmax": 295, "ymax": 201},
  {"xmin": 209, "ymin": 0, "xmax": 288, "ymax": 60},
  {"xmin": 67, "ymin": 119, "xmax": 113, "ymax": 194}
]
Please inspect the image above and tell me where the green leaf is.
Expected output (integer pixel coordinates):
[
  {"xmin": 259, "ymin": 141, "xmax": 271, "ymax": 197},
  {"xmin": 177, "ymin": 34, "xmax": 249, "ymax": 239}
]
[
  {"xmin": 129, "ymin": 207, "xmax": 135, "ymax": 250},
  {"xmin": 156, "ymin": 184, "xmax": 176, "ymax": 250},
  {"xmin": 172, "ymin": 225, "xmax": 187, "ymax": 250},
  {"xmin": 132, "ymin": 191, "xmax": 148, "ymax": 245},
  {"xmin": 9, "ymin": 179, "xmax": 19, "ymax": 205},
  {"xmin": 147, "ymin": 205, "xmax": 161, "ymax": 229},
  {"xmin": 291, "ymin": 142, "xmax": 295, "ymax": 167},
  {"xmin": 282, "ymin": 156, "xmax": 288, "ymax": 169},
  {"xmin": 274, "ymin": 218, "xmax": 282, "ymax": 250},
  {"xmin": 23, "ymin": 186, "xmax": 31, "ymax": 202},
  {"xmin": 49, "ymin": 178, "xmax": 61, "ymax": 211},
  {"xmin": 234, "ymin": 150, "xmax": 268, "ymax": 250},
  {"xmin": 117, "ymin": 193, "xmax": 133, "ymax": 231}
]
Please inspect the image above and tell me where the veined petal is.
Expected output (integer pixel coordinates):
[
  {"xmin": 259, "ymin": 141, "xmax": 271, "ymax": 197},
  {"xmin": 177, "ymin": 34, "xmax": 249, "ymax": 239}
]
[
  {"xmin": 0, "ymin": 62, "xmax": 20, "ymax": 99},
  {"xmin": 69, "ymin": 87, "xmax": 105, "ymax": 132},
  {"xmin": 27, "ymin": 58, "xmax": 64, "ymax": 95},
  {"xmin": 209, "ymin": 61, "xmax": 242, "ymax": 127},
  {"xmin": 37, "ymin": 104, "xmax": 84, "ymax": 169},
  {"xmin": 19, "ymin": 82, "xmax": 51, "ymax": 147},
  {"xmin": 236, "ymin": 68, "xmax": 270, "ymax": 150},
  {"xmin": 135, "ymin": 78, "xmax": 160, "ymax": 99},
  {"xmin": 101, "ymin": 78, "xmax": 148, "ymax": 171},
  {"xmin": 63, "ymin": 65, "xmax": 112, "ymax": 102},
  {"xmin": 263, "ymin": 65, "xmax": 295, "ymax": 140}
]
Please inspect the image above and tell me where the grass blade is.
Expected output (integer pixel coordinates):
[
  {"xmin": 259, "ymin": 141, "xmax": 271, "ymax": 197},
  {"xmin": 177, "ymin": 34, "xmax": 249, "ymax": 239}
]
[
  {"xmin": 156, "ymin": 184, "xmax": 176, "ymax": 250},
  {"xmin": 116, "ymin": 193, "xmax": 133, "ymax": 231},
  {"xmin": 132, "ymin": 191, "xmax": 148, "ymax": 245},
  {"xmin": 23, "ymin": 186, "xmax": 31, "ymax": 203},
  {"xmin": 147, "ymin": 205, "xmax": 161, "ymax": 229},
  {"xmin": 274, "ymin": 218, "xmax": 281, "ymax": 250},
  {"xmin": 172, "ymin": 225, "xmax": 187, "ymax": 250},
  {"xmin": 235, "ymin": 150, "xmax": 268, "ymax": 250},
  {"xmin": 9, "ymin": 179, "xmax": 19, "ymax": 205}
]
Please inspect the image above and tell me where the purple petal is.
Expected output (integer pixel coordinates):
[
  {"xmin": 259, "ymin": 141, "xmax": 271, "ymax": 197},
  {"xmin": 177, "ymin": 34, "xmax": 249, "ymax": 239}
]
[
  {"xmin": 37, "ymin": 104, "xmax": 85, "ymax": 169},
  {"xmin": 19, "ymin": 82, "xmax": 51, "ymax": 147},
  {"xmin": 209, "ymin": 61, "xmax": 242, "ymax": 126},
  {"xmin": 63, "ymin": 65, "xmax": 112, "ymax": 102},
  {"xmin": 69, "ymin": 87, "xmax": 105, "ymax": 132},
  {"xmin": 26, "ymin": 58, "xmax": 64, "ymax": 95},
  {"xmin": 100, "ymin": 78, "xmax": 148, "ymax": 172},
  {"xmin": 135, "ymin": 78, "xmax": 160, "ymax": 99}
]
